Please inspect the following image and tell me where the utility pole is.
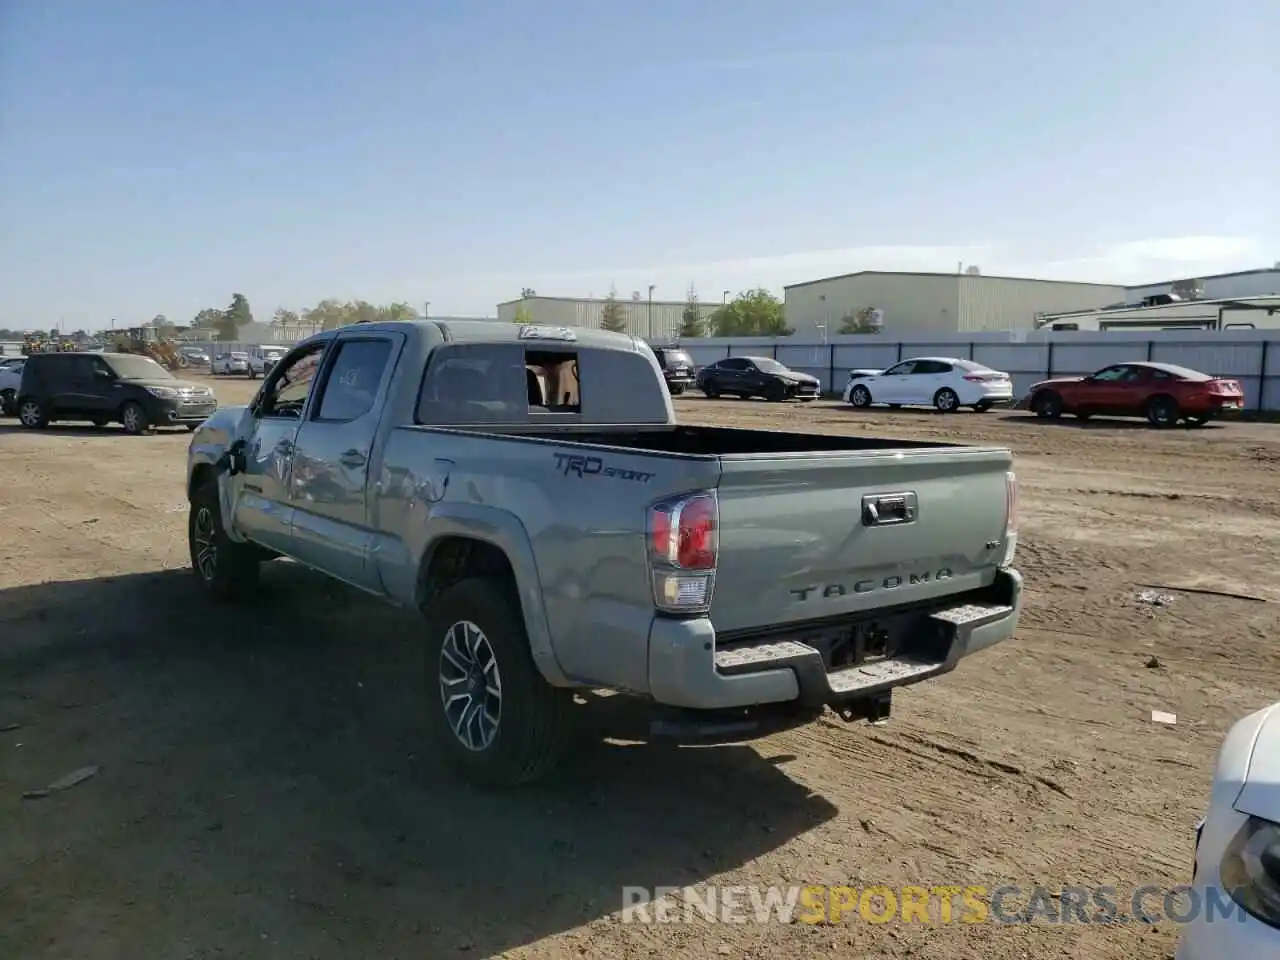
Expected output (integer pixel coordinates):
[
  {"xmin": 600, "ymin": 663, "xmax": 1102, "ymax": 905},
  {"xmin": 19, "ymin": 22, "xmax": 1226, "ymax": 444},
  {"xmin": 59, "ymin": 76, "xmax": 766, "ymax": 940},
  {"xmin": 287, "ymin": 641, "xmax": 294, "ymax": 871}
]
[{"xmin": 423, "ymin": 301, "xmax": 430, "ymax": 319}]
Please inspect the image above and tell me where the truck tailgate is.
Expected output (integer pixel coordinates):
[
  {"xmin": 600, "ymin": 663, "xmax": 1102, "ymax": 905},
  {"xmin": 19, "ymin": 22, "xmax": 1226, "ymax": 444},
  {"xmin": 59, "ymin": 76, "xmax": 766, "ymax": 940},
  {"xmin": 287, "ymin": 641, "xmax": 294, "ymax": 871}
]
[{"xmin": 710, "ymin": 448, "xmax": 1012, "ymax": 634}]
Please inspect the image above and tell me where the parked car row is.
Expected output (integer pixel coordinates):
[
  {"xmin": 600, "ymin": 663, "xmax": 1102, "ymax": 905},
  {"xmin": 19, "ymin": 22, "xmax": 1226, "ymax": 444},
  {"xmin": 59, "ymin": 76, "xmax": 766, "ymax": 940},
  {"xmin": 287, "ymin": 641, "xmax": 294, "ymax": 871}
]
[
  {"xmin": 209, "ymin": 346, "xmax": 287, "ymax": 378},
  {"xmin": 7, "ymin": 350, "xmax": 218, "ymax": 433}
]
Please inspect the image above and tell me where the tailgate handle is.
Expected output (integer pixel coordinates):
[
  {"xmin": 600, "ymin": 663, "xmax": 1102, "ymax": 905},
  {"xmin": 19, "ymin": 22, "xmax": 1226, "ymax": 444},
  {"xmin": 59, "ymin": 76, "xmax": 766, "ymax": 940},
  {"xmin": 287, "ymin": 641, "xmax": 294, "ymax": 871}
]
[{"xmin": 862, "ymin": 492, "xmax": 917, "ymax": 527}]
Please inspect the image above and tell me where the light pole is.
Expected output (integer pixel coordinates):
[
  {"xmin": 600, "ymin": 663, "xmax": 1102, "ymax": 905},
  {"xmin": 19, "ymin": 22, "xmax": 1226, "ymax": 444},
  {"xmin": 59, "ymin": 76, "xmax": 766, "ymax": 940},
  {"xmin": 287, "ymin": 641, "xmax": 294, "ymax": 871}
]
[
  {"xmin": 647, "ymin": 284, "xmax": 655, "ymax": 339},
  {"xmin": 423, "ymin": 301, "xmax": 430, "ymax": 319},
  {"xmin": 722, "ymin": 290, "xmax": 729, "ymax": 305}
]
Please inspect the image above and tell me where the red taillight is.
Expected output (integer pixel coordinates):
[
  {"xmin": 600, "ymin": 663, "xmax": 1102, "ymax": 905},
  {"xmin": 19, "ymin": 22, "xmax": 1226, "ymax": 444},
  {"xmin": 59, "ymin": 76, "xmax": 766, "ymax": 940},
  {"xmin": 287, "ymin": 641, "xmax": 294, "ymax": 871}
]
[
  {"xmin": 651, "ymin": 509, "xmax": 671, "ymax": 558},
  {"xmin": 675, "ymin": 496, "xmax": 717, "ymax": 569},
  {"xmin": 647, "ymin": 491, "xmax": 719, "ymax": 612},
  {"xmin": 963, "ymin": 375, "xmax": 984, "ymax": 382},
  {"xmin": 648, "ymin": 493, "xmax": 717, "ymax": 570}
]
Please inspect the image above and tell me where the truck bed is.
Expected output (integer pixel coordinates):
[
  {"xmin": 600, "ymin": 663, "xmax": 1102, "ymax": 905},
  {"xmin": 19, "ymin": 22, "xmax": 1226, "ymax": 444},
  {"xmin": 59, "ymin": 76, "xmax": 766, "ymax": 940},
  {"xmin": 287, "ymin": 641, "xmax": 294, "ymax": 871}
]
[
  {"xmin": 405, "ymin": 422, "xmax": 1013, "ymax": 636},
  {"xmin": 429, "ymin": 423, "xmax": 974, "ymax": 457}
]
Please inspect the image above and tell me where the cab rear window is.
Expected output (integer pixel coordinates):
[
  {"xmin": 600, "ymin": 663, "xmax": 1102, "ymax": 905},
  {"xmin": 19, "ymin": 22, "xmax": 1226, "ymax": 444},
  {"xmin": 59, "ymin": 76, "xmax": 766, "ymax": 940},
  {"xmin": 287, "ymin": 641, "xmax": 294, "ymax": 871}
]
[{"xmin": 415, "ymin": 342, "xmax": 670, "ymax": 425}]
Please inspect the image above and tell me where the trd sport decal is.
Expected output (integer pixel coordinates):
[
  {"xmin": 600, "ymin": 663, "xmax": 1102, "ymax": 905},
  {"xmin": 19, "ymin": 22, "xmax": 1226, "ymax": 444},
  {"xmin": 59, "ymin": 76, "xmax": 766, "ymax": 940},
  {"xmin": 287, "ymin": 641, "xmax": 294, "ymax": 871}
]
[{"xmin": 552, "ymin": 453, "xmax": 654, "ymax": 483}]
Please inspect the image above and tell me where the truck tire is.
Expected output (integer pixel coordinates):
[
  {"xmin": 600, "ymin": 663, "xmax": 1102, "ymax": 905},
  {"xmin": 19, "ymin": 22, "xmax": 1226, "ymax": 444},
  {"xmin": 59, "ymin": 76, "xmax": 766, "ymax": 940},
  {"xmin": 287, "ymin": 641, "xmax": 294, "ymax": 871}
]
[
  {"xmin": 188, "ymin": 479, "xmax": 261, "ymax": 601},
  {"xmin": 424, "ymin": 577, "xmax": 574, "ymax": 787}
]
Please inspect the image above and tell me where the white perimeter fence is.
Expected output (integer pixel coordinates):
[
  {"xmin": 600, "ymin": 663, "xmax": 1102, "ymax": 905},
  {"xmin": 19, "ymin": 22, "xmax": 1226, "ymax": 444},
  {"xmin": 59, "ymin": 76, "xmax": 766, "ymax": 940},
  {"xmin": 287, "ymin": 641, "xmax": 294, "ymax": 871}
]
[{"xmin": 666, "ymin": 329, "xmax": 1280, "ymax": 412}]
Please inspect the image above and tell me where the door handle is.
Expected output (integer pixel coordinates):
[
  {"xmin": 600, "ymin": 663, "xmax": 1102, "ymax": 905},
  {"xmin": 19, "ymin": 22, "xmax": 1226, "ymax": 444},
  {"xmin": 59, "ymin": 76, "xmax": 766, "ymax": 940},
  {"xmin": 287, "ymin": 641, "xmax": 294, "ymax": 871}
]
[
  {"xmin": 339, "ymin": 449, "xmax": 367, "ymax": 468},
  {"xmin": 862, "ymin": 492, "xmax": 918, "ymax": 527}
]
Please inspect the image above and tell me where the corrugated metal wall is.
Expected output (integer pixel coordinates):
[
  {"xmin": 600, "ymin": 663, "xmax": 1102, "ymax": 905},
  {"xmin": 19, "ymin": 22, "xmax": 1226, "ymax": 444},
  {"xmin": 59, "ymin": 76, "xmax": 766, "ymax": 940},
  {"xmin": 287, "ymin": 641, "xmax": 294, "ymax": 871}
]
[
  {"xmin": 497, "ymin": 297, "xmax": 718, "ymax": 339},
  {"xmin": 784, "ymin": 274, "xmax": 959, "ymax": 336},
  {"xmin": 786, "ymin": 274, "xmax": 1125, "ymax": 336},
  {"xmin": 1126, "ymin": 270, "xmax": 1280, "ymax": 301},
  {"xmin": 670, "ymin": 329, "xmax": 1280, "ymax": 410},
  {"xmin": 957, "ymin": 277, "xmax": 1124, "ymax": 332}
]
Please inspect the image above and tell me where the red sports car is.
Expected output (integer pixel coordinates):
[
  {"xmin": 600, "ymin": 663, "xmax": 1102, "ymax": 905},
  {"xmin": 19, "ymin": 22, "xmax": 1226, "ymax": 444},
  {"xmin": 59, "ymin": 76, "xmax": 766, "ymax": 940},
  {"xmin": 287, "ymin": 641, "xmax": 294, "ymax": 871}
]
[{"xmin": 1025, "ymin": 361, "xmax": 1244, "ymax": 427}]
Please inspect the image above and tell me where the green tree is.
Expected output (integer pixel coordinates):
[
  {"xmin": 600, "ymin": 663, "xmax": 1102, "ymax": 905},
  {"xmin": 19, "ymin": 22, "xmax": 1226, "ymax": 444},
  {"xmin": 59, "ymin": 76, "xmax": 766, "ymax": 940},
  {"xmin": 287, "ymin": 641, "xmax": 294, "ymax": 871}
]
[
  {"xmin": 378, "ymin": 301, "xmax": 418, "ymax": 321},
  {"xmin": 303, "ymin": 298, "xmax": 350, "ymax": 331},
  {"xmin": 600, "ymin": 284, "xmax": 627, "ymax": 333},
  {"xmin": 216, "ymin": 292, "xmax": 253, "ymax": 341},
  {"xmin": 193, "ymin": 308, "xmax": 223, "ymax": 330},
  {"xmin": 679, "ymin": 283, "xmax": 704, "ymax": 338},
  {"xmin": 839, "ymin": 306, "xmax": 880, "ymax": 334},
  {"xmin": 513, "ymin": 305, "xmax": 534, "ymax": 324},
  {"xmin": 709, "ymin": 288, "xmax": 791, "ymax": 337},
  {"xmin": 272, "ymin": 307, "xmax": 300, "ymax": 333},
  {"xmin": 151, "ymin": 313, "xmax": 175, "ymax": 338}
]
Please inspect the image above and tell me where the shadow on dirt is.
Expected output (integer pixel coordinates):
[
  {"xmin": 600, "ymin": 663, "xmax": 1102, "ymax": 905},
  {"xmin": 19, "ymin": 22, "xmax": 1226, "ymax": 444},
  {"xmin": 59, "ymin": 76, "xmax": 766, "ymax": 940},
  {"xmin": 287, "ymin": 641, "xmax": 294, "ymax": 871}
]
[
  {"xmin": 0, "ymin": 566, "xmax": 835, "ymax": 957},
  {"xmin": 996, "ymin": 415, "xmax": 1224, "ymax": 431},
  {"xmin": 0, "ymin": 423, "xmax": 192, "ymax": 437}
]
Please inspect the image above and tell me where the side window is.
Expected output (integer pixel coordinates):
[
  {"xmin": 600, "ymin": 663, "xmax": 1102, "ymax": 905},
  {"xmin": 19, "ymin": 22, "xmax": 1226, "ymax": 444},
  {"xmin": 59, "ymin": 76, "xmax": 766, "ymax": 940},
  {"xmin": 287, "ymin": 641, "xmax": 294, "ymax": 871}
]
[
  {"xmin": 884, "ymin": 361, "xmax": 916, "ymax": 376},
  {"xmin": 1091, "ymin": 366, "xmax": 1127, "ymax": 382},
  {"xmin": 259, "ymin": 344, "xmax": 327, "ymax": 419},
  {"xmin": 418, "ymin": 344, "xmax": 524, "ymax": 423},
  {"xmin": 314, "ymin": 339, "xmax": 393, "ymax": 422},
  {"xmin": 67, "ymin": 356, "xmax": 97, "ymax": 378},
  {"xmin": 1149, "ymin": 369, "xmax": 1173, "ymax": 380},
  {"xmin": 722, "ymin": 358, "xmax": 748, "ymax": 371}
]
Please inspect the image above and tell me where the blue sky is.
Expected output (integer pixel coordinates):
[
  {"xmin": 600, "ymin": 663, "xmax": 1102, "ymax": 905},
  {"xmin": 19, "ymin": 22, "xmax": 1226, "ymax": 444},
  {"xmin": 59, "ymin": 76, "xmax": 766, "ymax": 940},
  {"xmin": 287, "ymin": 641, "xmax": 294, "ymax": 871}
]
[{"xmin": 1, "ymin": 0, "xmax": 1276, "ymax": 330}]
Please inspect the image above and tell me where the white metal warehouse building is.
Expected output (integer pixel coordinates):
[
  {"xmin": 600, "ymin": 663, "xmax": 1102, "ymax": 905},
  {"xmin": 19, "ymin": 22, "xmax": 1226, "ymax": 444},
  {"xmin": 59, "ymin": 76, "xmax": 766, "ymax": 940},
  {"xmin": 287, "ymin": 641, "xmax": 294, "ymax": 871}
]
[
  {"xmin": 1124, "ymin": 266, "xmax": 1280, "ymax": 302},
  {"xmin": 783, "ymin": 271, "xmax": 1126, "ymax": 337},
  {"xmin": 496, "ymin": 296, "xmax": 720, "ymax": 339}
]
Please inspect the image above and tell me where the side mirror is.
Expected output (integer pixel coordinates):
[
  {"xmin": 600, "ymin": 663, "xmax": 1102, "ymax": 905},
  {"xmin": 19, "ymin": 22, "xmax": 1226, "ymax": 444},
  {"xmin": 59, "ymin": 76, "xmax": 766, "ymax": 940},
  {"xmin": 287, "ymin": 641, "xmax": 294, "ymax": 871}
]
[{"xmin": 95, "ymin": 368, "xmax": 114, "ymax": 379}]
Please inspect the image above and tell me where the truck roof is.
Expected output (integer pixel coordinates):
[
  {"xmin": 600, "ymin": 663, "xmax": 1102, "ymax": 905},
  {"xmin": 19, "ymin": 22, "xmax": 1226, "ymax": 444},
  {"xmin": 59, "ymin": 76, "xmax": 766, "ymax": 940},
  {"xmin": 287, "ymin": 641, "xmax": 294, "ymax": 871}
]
[{"xmin": 295, "ymin": 320, "xmax": 646, "ymax": 353}]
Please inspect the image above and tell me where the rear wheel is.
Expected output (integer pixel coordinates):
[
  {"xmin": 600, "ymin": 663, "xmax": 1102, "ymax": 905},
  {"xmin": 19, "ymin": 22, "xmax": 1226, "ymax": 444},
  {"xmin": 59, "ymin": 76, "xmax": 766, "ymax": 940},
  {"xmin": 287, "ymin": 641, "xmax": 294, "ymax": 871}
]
[
  {"xmin": 1032, "ymin": 391, "xmax": 1062, "ymax": 419},
  {"xmin": 424, "ymin": 578, "xmax": 575, "ymax": 787},
  {"xmin": 702, "ymin": 382, "xmax": 720, "ymax": 399},
  {"xmin": 765, "ymin": 381, "xmax": 787, "ymax": 402},
  {"xmin": 17, "ymin": 397, "xmax": 49, "ymax": 429},
  {"xmin": 933, "ymin": 387, "xmax": 960, "ymax": 412},
  {"xmin": 848, "ymin": 384, "xmax": 872, "ymax": 408},
  {"xmin": 1145, "ymin": 395, "xmax": 1178, "ymax": 429},
  {"xmin": 974, "ymin": 401, "xmax": 991, "ymax": 413},
  {"xmin": 669, "ymin": 384, "xmax": 684, "ymax": 396}
]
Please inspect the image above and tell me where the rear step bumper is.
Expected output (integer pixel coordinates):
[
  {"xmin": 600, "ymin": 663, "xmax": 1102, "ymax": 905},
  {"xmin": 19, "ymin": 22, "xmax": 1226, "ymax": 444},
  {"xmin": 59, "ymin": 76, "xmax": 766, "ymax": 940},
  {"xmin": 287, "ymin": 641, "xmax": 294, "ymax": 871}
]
[{"xmin": 647, "ymin": 569, "xmax": 1021, "ymax": 711}]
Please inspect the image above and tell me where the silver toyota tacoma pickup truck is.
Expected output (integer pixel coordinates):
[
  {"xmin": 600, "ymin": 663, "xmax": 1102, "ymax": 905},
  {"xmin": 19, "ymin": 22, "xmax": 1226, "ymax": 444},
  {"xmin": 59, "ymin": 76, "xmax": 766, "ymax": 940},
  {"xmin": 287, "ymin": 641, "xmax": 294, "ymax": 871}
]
[{"xmin": 186, "ymin": 320, "xmax": 1022, "ymax": 786}]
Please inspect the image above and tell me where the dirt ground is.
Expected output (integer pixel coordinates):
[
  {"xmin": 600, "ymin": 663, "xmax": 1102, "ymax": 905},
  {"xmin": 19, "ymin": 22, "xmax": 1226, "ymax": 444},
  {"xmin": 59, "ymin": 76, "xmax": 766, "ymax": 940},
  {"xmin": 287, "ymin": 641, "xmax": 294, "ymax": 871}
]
[{"xmin": 4, "ymin": 374, "xmax": 1280, "ymax": 960}]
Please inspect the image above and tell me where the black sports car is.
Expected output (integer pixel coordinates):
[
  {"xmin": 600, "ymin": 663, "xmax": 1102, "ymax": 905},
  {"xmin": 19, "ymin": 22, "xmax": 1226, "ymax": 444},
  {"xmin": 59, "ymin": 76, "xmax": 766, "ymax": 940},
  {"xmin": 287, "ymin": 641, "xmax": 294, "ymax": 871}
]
[{"xmin": 695, "ymin": 355, "xmax": 821, "ymax": 401}]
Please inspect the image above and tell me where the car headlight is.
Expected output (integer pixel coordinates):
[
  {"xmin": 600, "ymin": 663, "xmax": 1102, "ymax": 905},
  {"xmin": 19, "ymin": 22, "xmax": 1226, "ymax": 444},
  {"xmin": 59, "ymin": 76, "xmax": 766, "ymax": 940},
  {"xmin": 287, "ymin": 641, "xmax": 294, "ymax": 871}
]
[
  {"xmin": 145, "ymin": 386, "xmax": 179, "ymax": 399},
  {"xmin": 1220, "ymin": 816, "xmax": 1280, "ymax": 926}
]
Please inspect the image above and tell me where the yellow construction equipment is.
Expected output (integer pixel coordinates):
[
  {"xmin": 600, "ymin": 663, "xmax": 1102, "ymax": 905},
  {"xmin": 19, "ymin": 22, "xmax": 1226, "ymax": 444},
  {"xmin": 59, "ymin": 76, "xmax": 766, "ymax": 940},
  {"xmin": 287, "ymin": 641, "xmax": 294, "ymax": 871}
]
[{"xmin": 110, "ymin": 327, "xmax": 188, "ymax": 370}]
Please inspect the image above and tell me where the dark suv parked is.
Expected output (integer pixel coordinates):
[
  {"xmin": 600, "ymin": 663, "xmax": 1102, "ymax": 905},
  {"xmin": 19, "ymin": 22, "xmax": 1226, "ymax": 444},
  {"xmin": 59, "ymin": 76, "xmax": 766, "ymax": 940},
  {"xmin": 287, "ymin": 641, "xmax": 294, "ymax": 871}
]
[
  {"xmin": 16, "ymin": 352, "xmax": 218, "ymax": 434},
  {"xmin": 649, "ymin": 346, "xmax": 697, "ymax": 395}
]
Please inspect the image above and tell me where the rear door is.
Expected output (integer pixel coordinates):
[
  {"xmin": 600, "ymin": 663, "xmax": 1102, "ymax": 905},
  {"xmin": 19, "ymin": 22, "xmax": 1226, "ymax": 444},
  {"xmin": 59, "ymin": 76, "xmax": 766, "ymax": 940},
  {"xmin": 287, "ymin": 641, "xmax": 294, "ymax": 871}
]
[
  {"xmin": 288, "ymin": 330, "xmax": 404, "ymax": 591},
  {"xmin": 710, "ymin": 447, "xmax": 1012, "ymax": 634}
]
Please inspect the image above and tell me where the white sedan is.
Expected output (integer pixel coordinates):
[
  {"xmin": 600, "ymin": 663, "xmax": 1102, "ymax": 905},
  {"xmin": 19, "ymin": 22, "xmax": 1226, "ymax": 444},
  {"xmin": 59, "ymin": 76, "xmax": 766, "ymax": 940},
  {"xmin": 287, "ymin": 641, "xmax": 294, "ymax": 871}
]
[
  {"xmin": 211, "ymin": 352, "xmax": 250, "ymax": 376},
  {"xmin": 841, "ymin": 356, "xmax": 1015, "ymax": 413},
  {"xmin": 1177, "ymin": 701, "xmax": 1280, "ymax": 958}
]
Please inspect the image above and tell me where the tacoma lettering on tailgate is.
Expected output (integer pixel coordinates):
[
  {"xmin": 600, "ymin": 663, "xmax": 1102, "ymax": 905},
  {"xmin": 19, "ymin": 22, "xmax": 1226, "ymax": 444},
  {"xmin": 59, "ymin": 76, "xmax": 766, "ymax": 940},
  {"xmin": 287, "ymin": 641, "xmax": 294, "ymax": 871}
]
[
  {"xmin": 552, "ymin": 452, "xmax": 655, "ymax": 483},
  {"xmin": 790, "ymin": 568, "xmax": 953, "ymax": 601}
]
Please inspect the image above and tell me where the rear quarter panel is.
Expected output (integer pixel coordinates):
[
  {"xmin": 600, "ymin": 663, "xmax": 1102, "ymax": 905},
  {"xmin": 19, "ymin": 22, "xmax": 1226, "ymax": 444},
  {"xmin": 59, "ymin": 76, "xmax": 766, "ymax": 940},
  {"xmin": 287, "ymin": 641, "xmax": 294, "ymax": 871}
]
[{"xmin": 373, "ymin": 428, "xmax": 722, "ymax": 694}]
